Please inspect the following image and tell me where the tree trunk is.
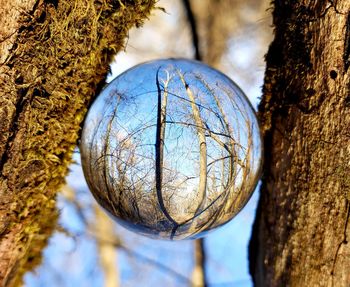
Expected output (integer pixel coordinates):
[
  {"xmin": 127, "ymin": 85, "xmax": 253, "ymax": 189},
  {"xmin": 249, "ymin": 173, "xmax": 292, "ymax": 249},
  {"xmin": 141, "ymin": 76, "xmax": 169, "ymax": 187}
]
[
  {"xmin": 192, "ymin": 239, "xmax": 207, "ymax": 287},
  {"xmin": 0, "ymin": 1, "xmax": 154, "ymax": 286},
  {"xmin": 250, "ymin": 1, "xmax": 350, "ymax": 286},
  {"xmin": 94, "ymin": 205, "xmax": 120, "ymax": 287}
]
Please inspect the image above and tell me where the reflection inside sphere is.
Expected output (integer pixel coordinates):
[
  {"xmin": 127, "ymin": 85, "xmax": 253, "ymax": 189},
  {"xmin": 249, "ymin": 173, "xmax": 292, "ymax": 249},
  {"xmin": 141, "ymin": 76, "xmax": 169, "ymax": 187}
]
[{"xmin": 80, "ymin": 58, "xmax": 262, "ymax": 240}]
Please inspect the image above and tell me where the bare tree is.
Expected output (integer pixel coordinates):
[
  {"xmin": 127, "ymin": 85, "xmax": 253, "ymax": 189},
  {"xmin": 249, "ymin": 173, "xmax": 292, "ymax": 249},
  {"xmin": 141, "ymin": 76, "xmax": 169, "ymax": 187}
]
[
  {"xmin": 155, "ymin": 69, "xmax": 178, "ymax": 230},
  {"xmin": 177, "ymin": 71, "xmax": 208, "ymax": 217}
]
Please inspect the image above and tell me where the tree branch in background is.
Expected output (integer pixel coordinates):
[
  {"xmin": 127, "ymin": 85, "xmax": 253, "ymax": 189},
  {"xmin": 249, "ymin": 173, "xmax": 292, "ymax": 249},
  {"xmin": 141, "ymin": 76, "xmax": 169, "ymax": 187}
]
[
  {"xmin": 191, "ymin": 0, "xmax": 271, "ymax": 69},
  {"xmin": 60, "ymin": 185, "xmax": 193, "ymax": 286},
  {"xmin": 192, "ymin": 239, "xmax": 208, "ymax": 287},
  {"xmin": 94, "ymin": 206, "xmax": 120, "ymax": 287},
  {"xmin": 182, "ymin": 0, "xmax": 202, "ymax": 61}
]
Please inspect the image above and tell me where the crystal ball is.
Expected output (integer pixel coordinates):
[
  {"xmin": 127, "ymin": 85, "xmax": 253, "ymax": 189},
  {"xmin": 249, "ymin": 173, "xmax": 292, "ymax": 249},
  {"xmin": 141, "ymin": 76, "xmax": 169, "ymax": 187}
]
[{"xmin": 80, "ymin": 58, "xmax": 262, "ymax": 240}]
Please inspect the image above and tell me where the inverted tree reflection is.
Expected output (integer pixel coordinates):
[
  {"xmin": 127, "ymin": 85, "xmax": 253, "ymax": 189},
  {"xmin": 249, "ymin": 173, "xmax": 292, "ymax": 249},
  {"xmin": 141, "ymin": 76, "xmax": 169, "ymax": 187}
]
[{"xmin": 80, "ymin": 59, "xmax": 262, "ymax": 240}]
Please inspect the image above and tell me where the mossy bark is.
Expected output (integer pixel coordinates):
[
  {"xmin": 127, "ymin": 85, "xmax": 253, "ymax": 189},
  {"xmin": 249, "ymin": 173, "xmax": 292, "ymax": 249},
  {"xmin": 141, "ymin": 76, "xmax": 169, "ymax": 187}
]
[
  {"xmin": 0, "ymin": 1, "xmax": 155, "ymax": 286},
  {"xmin": 250, "ymin": 0, "xmax": 350, "ymax": 286}
]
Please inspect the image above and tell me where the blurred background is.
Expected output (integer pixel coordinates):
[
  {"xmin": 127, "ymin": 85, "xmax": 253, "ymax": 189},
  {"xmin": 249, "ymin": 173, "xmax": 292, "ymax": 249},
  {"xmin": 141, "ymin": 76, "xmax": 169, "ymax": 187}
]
[{"xmin": 24, "ymin": 1, "xmax": 272, "ymax": 286}]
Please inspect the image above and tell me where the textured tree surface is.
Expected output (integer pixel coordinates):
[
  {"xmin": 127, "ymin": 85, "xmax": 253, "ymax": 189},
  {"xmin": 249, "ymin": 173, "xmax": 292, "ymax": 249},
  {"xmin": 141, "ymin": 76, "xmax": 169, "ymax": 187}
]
[
  {"xmin": 250, "ymin": 1, "xmax": 350, "ymax": 286},
  {"xmin": 0, "ymin": 1, "xmax": 154, "ymax": 286}
]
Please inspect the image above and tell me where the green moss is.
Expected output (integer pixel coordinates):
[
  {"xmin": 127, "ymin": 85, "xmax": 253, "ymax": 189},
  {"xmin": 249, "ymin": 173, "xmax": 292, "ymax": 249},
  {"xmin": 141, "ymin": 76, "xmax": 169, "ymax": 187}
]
[{"xmin": 0, "ymin": 0, "xmax": 156, "ymax": 286}]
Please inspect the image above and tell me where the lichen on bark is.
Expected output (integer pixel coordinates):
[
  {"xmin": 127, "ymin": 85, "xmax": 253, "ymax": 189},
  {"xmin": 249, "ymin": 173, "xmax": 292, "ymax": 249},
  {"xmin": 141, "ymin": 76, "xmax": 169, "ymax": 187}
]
[{"xmin": 0, "ymin": 1, "xmax": 155, "ymax": 286}]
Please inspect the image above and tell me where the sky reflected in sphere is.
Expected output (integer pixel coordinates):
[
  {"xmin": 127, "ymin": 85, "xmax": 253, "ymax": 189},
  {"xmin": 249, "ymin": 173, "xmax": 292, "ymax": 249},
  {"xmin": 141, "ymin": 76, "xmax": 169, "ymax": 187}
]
[{"xmin": 80, "ymin": 59, "xmax": 262, "ymax": 240}]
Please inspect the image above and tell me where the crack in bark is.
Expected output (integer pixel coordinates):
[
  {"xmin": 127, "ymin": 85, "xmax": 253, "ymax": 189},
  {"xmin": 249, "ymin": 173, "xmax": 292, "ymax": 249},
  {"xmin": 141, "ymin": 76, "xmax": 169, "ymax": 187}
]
[
  {"xmin": 286, "ymin": 1, "xmax": 346, "ymax": 25},
  {"xmin": 329, "ymin": 0, "xmax": 347, "ymax": 15},
  {"xmin": 331, "ymin": 199, "xmax": 350, "ymax": 283},
  {"xmin": 0, "ymin": 90, "xmax": 29, "ymax": 176},
  {"xmin": 343, "ymin": 13, "xmax": 350, "ymax": 72},
  {"xmin": 0, "ymin": 31, "xmax": 17, "ymax": 44}
]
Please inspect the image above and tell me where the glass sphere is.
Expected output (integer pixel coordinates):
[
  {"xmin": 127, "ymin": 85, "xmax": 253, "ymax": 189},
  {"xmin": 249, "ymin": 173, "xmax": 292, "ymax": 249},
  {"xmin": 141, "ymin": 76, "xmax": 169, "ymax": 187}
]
[{"xmin": 80, "ymin": 58, "xmax": 262, "ymax": 240}]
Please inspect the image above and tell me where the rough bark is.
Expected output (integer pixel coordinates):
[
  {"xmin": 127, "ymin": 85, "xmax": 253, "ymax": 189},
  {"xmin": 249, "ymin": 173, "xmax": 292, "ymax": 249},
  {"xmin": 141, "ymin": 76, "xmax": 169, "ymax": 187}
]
[
  {"xmin": 250, "ymin": 1, "xmax": 350, "ymax": 286},
  {"xmin": 0, "ymin": 1, "xmax": 155, "ymax": 286}
]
